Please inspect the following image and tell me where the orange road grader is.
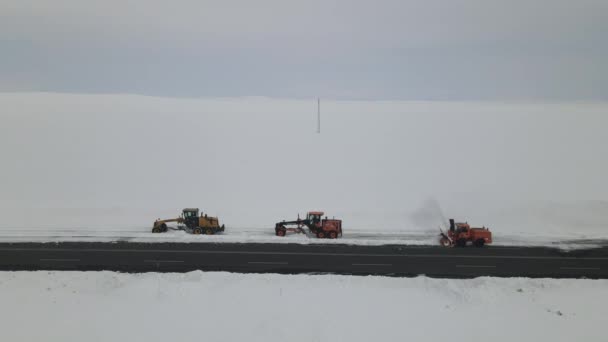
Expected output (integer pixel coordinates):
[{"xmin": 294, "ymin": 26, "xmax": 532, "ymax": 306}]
[
  {"xmin": 439, "ymin": 219, "xmax": 492, "ymax": 247},
  {"xmin": 152, "ymin": 208, "xmax": 225, "ymax": 235},
  {"xmin": 275, "ymin": 211, "xmax": 343, "ymax": 239}
]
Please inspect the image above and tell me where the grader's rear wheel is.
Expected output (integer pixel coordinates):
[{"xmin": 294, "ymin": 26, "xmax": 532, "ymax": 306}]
[
  {"xmin": 474, "ymin": 239, "xmax": 485, "ymax": 248},
  {"xmin": 317, "ymin": 231, "xmax": 326, "ymax": 239},
  {"xmin": 328, "ymin": 231, "xmax": 338, "ymax": 239},
  {"xmin": 193, "ymin": 227, "xmax": 202, "ymax": 235},
  {"xmin": 205, "ymin": 228, "xmax": 214, "ymax": 235}
]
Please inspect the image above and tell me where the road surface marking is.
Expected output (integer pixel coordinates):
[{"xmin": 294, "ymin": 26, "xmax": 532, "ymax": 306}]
[
  {"xmin": 248, "ymin": 261, "xmax": 288, "ymax": 265},
  {"xmin": 352, "ymin": 263, "xmax": 392, "ymax": 266},
  {"xmin": 39, "ymin": 258, "xmax": 80, "ymax": 262},
  {"xmin": 143, "ymin": 260, "xmax": 184, "ymax": 263},
  {"xmin": 560, "ymin": 267, "xmax": 600, "ymax": 270},
  {"xmin": 456, "ymin": 265, "xmax": 496, "ymax": 268},
  {"xmin": 4, "ymin": 247, "xmax": 608, "ymax": 261}
]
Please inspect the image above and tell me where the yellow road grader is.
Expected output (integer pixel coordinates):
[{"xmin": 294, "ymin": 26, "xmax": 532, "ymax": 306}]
[{"xmin": 152, "ymin": 208, "xmax": 225, "ymax": 235}]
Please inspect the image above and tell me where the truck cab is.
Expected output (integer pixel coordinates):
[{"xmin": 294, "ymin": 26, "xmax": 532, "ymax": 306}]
[
  {"xmin": 182, "ymin": 208, "xmax": 200, "ymax": 228},
  {"xmin": 307, "ymin": 211, "xmax": 324, "ymax": 227}
]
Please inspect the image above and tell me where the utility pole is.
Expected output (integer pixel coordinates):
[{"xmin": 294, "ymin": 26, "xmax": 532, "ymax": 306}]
[{"xmin": 317, "ymin": 98, "xmax": 321, "ymax": 133}]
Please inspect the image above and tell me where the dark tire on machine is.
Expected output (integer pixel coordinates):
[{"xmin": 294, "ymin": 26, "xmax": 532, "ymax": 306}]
[
  {"xmin": 456, "ymin": 238, "xmax": 467, "ymax": 247},
  {"xmin": 276, "ymin": 229, "xmax": 286, "ymax": 237},
  {"xmin": 317, "ymin": 231, "xmax": 326, "ymax": 239},
  {"xmin": 328, "ymin": 231, "xmax": 338, "ymax": 239},
  {"xmin": 193, "ymin": 227, "xmax": 202, "ymax": 235},
  {"xmin": 205, "ymin": 228, "xmax": 214, "ymax": 235},
  {"xmin": 474, "ymin": 239, "xmax": 485, "ymax": 247},
  {"xmin": 152, "ymin": 227, "xmax": 161, "ymax": 233},
  {"xmin": 161, "ymin": 224, "xmax": 168, "ymax": 232}
]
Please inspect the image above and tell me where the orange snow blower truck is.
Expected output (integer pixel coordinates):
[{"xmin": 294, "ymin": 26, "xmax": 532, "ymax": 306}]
[
  {"xmin": 275, "ymin": 211, "xmax": 342, "ymax": 239},
  {"xmin": 439, "ymin": 219, "xmax": 492, "ymax": 247}
]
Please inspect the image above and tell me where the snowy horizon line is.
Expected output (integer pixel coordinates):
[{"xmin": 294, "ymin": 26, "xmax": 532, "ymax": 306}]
[{"xmin": 2, "ymin": 91, "xmax": 607, "ymax": 105}]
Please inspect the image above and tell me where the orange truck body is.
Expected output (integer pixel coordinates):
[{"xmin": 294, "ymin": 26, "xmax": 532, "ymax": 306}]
[
  {"xmin": 440, "ymin": 219, "xmax": 492, "ymax": 247},
  {"xmin": 275, "ymin": 211, "xmax": 343, "ymax": 239}
]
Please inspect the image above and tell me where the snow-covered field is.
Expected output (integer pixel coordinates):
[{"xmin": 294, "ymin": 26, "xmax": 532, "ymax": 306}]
[
  {"xmin": 1, "ymin": 93, "xmax": 607, "ymax": 247},
  {"xmin": 1, "ymin": 271, "xmax": 606, "ymax": 342}
]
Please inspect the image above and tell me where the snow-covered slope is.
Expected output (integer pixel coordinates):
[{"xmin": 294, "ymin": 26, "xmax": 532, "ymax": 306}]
[
  {"xmin": 1, "ymin": 93, "xmax": 607, "ymax": 244},
  {"xmin": 1, "ymin": 271, "xmax": 606, "ymax": 342}
]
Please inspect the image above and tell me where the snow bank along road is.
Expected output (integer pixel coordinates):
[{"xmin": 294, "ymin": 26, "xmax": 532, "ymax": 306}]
[
  {"xmin": 1, "ymin": 227, "xmax": 606, "ymax": 250},
  {"xmin": 2, "ymin": 272, "xmax": 607, "ymax": 342},
  {"xmin": 1, "ymin": 242, "xmax": 607, "ymax": 278}
]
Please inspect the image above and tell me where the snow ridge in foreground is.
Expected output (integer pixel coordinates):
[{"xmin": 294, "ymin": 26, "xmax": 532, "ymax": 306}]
[{"xmin": 1, "ymin": 271, "xmax": 606, "ymax": 342}]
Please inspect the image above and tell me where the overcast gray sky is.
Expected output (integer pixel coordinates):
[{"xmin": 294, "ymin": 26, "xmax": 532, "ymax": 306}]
[{"xmin": 1, "ymin": 0, "xmax": 607, "ymax": 100}]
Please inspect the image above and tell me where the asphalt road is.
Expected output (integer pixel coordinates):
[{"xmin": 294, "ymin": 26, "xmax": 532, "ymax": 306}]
[{"xmin": 0, "ymin": 242, "xmax": 607, "ymax": 278}]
